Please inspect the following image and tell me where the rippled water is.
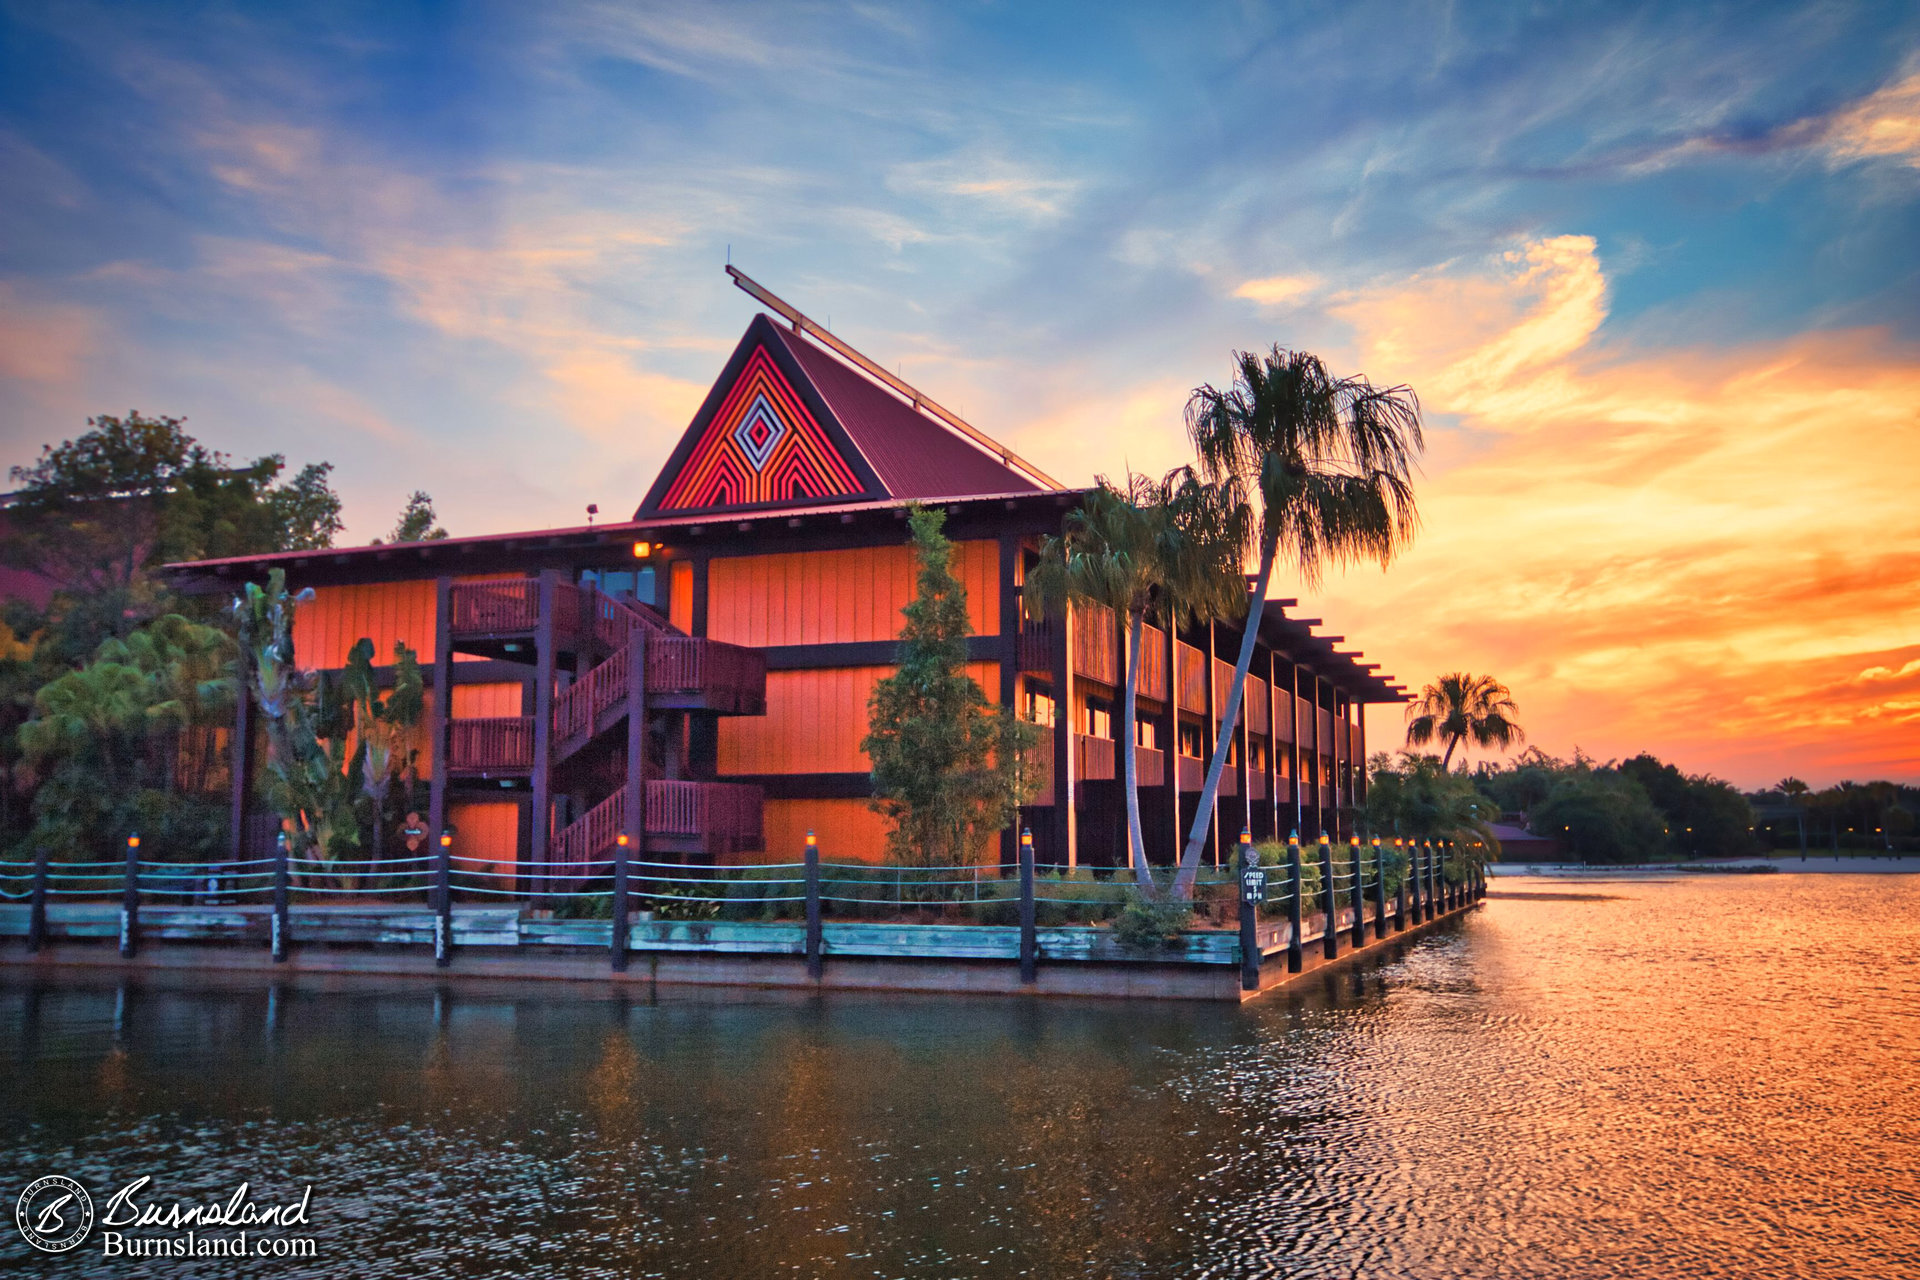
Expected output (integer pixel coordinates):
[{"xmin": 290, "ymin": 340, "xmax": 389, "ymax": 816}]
[{"xmin": 4, "ymin": 874, "xmax": 1917, "ymax": 1278}]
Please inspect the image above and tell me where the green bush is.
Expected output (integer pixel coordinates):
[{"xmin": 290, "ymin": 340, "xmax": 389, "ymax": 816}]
[{"xmin": 1112, "ymin": 894, "xmax": 1194, "ymax": 950}]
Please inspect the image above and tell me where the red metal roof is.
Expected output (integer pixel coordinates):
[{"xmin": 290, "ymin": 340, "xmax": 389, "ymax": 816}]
[{"xmin": 764, "ymin": 323, "xmax": 1044, "ymax": 501}]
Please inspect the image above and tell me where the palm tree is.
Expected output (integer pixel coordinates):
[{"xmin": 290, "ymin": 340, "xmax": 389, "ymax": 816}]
[
  {"xmin": 1026, "ymin": 470, "xmax": 1249, "ymax": 896},
  {"xmin": 1777, "ymin": 776, "xmax": 1809, "ymax": 860},
  {"xmin": 1175, "ymin": 348, "xmax": 1423, "ymax": 898},
  {"xmin": 1405, "ymin": 673, "xmax": 1525, "ymax": 770}
]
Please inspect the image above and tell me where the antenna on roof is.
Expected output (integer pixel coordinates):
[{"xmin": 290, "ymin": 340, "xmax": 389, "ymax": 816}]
[{"xmin": 725, "ymin": 264, "xmax": 1063, "ymax": 491}]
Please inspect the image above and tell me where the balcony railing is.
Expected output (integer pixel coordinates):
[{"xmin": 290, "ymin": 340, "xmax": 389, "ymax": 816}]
[
  {"xmin": 1074, "ymin": 733, "xmax": 1115, "ymax": 782},
  {"xmin": 449, "ymin": 579, "xmax": 541, "ymax": 636},
  {"xmin": 551, "ymin": 780, "xmax": 766, "ymax": 865},
  {"xmin": 448, "ymin": 716, "xmax": 534, "ymax": 772}
]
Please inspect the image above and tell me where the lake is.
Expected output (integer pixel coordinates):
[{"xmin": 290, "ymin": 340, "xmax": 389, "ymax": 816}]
[{"xmin": 3, "ymin": 874, "xmax": 1916, "ymax": 1277}]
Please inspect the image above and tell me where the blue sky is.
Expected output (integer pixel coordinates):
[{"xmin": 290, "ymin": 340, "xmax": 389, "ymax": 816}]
[{"xmin": 2, "ymin": 0, "xmax": 1918, "ymax": 783}]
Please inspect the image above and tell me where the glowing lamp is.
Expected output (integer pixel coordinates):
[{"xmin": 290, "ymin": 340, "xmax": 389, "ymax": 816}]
[
  {"xmin": 127, "ymin": 833, "xmax": 140, "ymax": 851},
  {"xmin": 632, "ymin": 541, "xmax": 653, "ymax": 558},
  {"xmin": 439, "ymin": 828, "xmax": 453, "ymax": 849}
]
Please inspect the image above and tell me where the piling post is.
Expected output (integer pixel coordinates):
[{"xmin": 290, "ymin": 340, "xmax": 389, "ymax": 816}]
[
  {"xmin": 1286, "ymin": 831, "xmax": 1303, "ymax": 974},
  {"xmin": 434, "ymin": 826, "xmax": 453, "ymax": 968},
  {"xmin": 1372, "ymin": 836, "xmax": 1388, "ymax": 937},
  {"xmin": 1426, "ymin": 840, "xmax": 1439, "ymax": 918},
  {"xmin": 1018, "ymin": 827, "xmax": 1037, "ymax": 985},
  {"xmin": 1392, "ymin": 838, "xmax": 1407, "ymax": 931},
  {"xmin": 120, "ymin": 833, "xmax": 141, "ymax": 959},
  {"xmin": 1319, "ymin": 834, "xmax": 1338, "ymax": 960},
  {"xmin": 805, "ymin": 830, "xmax": 824, "ymax": 981},
  {"xmin": 1238, "ymin": 829, "xmax": 1261, "ymax": 992},
  {"xmin": 271, "ymin": 830, "xmax": 290, "ymax": 962},
  {"xmin": 27, "ymin": 845, "xmax": 48, "ymax": 953},
  {"xmin": 1349, "ymin": 837, "xmax": 1366, "ymax": 948},
  {"xmin": 611, "ymin": 832, "xmax": 631, "ymax": 972}
]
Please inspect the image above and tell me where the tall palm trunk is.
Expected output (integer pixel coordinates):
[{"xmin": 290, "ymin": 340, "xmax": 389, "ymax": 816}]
[
  {"xmin": 1442, "ymin": 736, "xmax": 1460, "ymax": 770},
  {"xmin": 1174, "ymin": 534, "xmax": 1277, "ymax": 897},
  {"xmin": 1120, "ymin": 606, "xmax": 1155, "ymax": 895}
]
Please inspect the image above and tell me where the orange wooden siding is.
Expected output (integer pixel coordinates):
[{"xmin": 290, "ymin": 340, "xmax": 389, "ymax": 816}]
[
  {"xmin": 705, "ymin": 541, "xmax": 998, "ymax": 648},
  {"xmin": 755, "ymin": 798, "xmax": 893, "ymax": 864},
  {"xmin": 669, "ymin": 561, "xmax": 693, "ymax": 632},
  {"xmin": 719, "ymin": 662, "xmax": 1000, "ymax": 775},
  {"xmin": 293, "ymin": 580, "xmax": 436, "ymax": 671},
  {"xmin": 448, "ymin": 799, "xmax": 519, "ymax": 887},
  {"xmin": 450, "ymin": 682, "xmax": 523, "ymax": 717}
]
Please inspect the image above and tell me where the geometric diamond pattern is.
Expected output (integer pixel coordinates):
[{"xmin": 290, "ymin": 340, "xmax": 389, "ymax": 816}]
[{"xmin": 731, "ymin": 395, "xmax": 787, "ymax": 471}]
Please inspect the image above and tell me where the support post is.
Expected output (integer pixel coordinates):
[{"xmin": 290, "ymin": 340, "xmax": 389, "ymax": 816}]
[
  {"xmin": 1266, "ymin": 650, "xmax": 1282, "ymax": 841},
  {"xmin": 434, "ymin": 827, "xmax": 453, "ymax": 968},
  {"xmin": 1018, "ymin": 827, "xmax": 1037, "ymax": 984},
  {"xmin": 1238, "ymin": 830, "xmax": 1261, "ymax": 992},
  {"xmin": 997, "ymin": 535, "xmax": 1021, "ymax": 871},
  {"xmin": 120, "ymin": 834, "xmax": 141, "ymax": 959},
  {"xmin": 1286, "ymin": 832, "xmax": 1303, "ymax": 973},
  {"xmin": 1163, "ymin": 613, "xmax": 1181, "ymax": 866},
  {"xmin": 611, "ymin": 832, "xmax": 631, "ymax": 972},
  {"xmin": 1372, "ymin": 837, "xmax": 1388, "ymax": 939},
  {"xmin": 27, "ymin": 845, "xmax": 48, "ymax": 953},
  {"xmin": 1050, "ymin": 603, "xmax": 1077, "ymax": 869},
  {"xmin": 271, "ymin": 830, "xmax": 290, "ymax": 962},
  {"xmin": 530, "ymin": 570, "xmax": 558, "ymax": 899},
  {"xmin": 615, "ymin": 634, "xmax": 649, "ymax": 973},
  {"xmin": 1393, "ymin": 839, "xmax": 1408, "ymax": 931},
  {"xmin": 426, "ymin": 575, "xmax": 453, "ymax": 889},
  {"xmin": 805, "ymin": 831, "xmax": 823, "ymax": 980},
  {"xmin": 1319, "ymin": 835, "xmax": 1338, "ymax": 960},
  {"xmin": 1349, "ymin": 837, "xmax": 1366, "ymax": 948}
]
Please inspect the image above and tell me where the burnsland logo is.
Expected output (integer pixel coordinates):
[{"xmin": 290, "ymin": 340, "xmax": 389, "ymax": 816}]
[{"xmin": 14, "ymin": 1175, "xmax": 94, "ymax": 1253}]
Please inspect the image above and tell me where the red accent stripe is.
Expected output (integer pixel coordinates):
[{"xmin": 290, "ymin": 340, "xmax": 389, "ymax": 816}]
[{"xmin": 661, "ymin": 346, "xmax": 862, "ymax": 510}]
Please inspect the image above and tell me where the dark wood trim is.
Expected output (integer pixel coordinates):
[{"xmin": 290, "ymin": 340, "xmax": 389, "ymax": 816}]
[
  {"xmin": 997, "ymin": 534, "xmax": 1020, "ymax": 866},
  {"xmin": 725, "ymin": 772, "xmax": 872, "ymax": 799},
  {"xmin": 690, "ymin": 554, "xmax": 710, "ymax": 637},
  {"xmin": 1203, "ymin": 620, "xmax": 1218, "ymax": 869},
  {"xmin": 1052, "ymin": 603, "xmax": 1076, "ymax": 867},
  {"xmin": 1162, "ymin": 607, "xmax": 1180, "ymax": 862},
  {"xmin": 529, "ymin": 570, "xmax": 558, "ymax": 871},
  {"xmin": 757, "ymin": 636, "xmax": 1005, "ymax": 670},
  {"xmin": 426, "ymin": 576, "xmax": 453, "ymax": 851}
]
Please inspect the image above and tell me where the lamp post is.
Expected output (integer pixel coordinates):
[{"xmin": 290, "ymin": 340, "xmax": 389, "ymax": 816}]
[
  {"xmin": 121, "ymin": 832, "xmax": 141, "ymax": 959},
  {"xmin": 611, "ymin": 831, "xmax": 631, "ymax": 971},
  {"xmin": 434, "ymin": 826, "xmax": 453, "ymax": 968}
]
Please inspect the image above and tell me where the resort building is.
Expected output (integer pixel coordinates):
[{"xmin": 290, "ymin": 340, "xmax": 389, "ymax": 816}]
[{"xmin": 166, "ymin": 280, "xmax": 1403, "ymax": 875}]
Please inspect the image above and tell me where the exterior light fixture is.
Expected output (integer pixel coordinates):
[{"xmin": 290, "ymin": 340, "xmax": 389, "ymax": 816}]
[
  {"xmin": 616, "ymin": 832, "xmax": 630, "ymax": 848},
  {"xmin": 632, "ymin": 541, "xmax": 653, "ymax": 558},
  {"xmin": 439, "ymin": 827, "xmax": 453, "ymax": 849},
  {"xmin": 127, "ymin": 833, "xmax": 141, "ymax": 851}
]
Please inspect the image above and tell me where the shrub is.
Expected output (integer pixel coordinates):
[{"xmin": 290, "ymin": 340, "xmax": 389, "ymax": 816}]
[{"xmin": 1112, "ymin": 894, "xmax": 1194, "ymax": 950}]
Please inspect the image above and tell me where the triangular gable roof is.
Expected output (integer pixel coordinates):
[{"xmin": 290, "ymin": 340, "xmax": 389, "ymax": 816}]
[{"xmin": 636, "ymin": 313, "xmax": 1044, "ymax": 518}]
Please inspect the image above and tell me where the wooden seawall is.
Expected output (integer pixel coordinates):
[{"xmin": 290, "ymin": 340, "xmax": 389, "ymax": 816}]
[{"xmin": 0, "ymin": 894, "xmax": 1481, "ymax": 1003}]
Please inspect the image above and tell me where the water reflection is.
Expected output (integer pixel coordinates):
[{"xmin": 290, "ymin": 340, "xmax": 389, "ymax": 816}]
[{"xmin": 2, "ymin": 875, "xmax": 1917, "ymax": 1277}]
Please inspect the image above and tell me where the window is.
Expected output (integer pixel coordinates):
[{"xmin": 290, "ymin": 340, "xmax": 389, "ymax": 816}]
[
  {"xmin": 1178, "ymin": 722, "xmax": 1203, "ymax": 759},
  {"xmin": 1136, "ymin": 719, "xmax": 1157, "ymax": 750},
  {"xmin": 1084, "ymin": 696, "xmax": 1113, "ymax": 740},
  {"xmin": 579, "ymin": 566, "xmax": 658, "ymax": 605},
  {"xmin": 1024, "ymin": 682, "xmax": 1056, "ymax": 728}
]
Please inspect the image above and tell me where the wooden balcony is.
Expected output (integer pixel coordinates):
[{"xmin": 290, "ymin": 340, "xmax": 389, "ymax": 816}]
[
  {"xmin": 1075, "ymin": 733, "xmax": 1116, "ymax": 782},
  {"xmin": 1134, "ymin": 744, "xmax": 1165, "ymax": 788},
  {"xmin": 449, "ymin": 578, "xmax": 542, "ymax": 639},
  {"xmin": 551, "ymin": 780, "xmax": 765, "ymax": 863},
  {"xmin": 447, "ymin": 716, "xmax": 533, "ymax": 775}
]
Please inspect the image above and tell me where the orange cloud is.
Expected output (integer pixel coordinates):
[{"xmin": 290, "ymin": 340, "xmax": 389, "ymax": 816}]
[{"xmin": 1314, "ymin": 237, "xmax": 1920, "ymax": 787}]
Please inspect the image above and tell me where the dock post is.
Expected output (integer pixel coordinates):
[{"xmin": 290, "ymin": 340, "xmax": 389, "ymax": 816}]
[
  {"xmin": 1238, "ymin": 830, "xmax": 1261, "ymax": 992},
  {"xmin": 805, "ymin": 831, "xmax": 823, "ymax": 981},
  {"xmin": 1319, "ymin": 834, "xmax": 1338, "ymax": 960},
  {"xmin": 27, "ymin": 845, "xmax": 48, "ymax": 953},
  {"xmin": 1424, "ymin": 840, "xmax": 1438, "ymax": 919},
  {"xmin": 1393, "ymin": 838, "xmax": 1407, "ymax": 931},
  {"xmin": 1349, "ymin": 837, "xmax": 1366, "ymax": 948},
  {"xmin": 1018, "ymin": 828, "xmax": 1036, "ymax": 985},
  {"xmin": 611, "ymin": 832, "xmax": 631, "ymax": 972},
  {"xmin": 434, "ymin": 826, "xmax": 453, "ymax": 968},
  {"xmin": 120, "ymin": 833, "xmax": 140, "ymax": 959},
  {"xmin": 1286, "ymin": 831, "xmax": 1303, "ymax": 973},
  {"xmin": 271, "ymin": 830, "xmax": 290, "ymax": 962},
  {"xmin": 1372, "ymin": 837, "xmax": 1388, "ymax": 938}
]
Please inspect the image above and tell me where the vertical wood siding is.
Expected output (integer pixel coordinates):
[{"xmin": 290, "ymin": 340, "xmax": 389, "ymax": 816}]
[
  {"xmin": 292, "ymin": 581, "xmax": 437, "ymax": 671},
  {"xmin": 705, "ymin": 541, "xmax": 998, "ymax": 647},
  {"xmin": 754, "ymin": 798, "xmax": 894, "ymax": 864},
  {"xmin": 719, "ymin": 662, "xmax": 1000, "ymax": 775},
  {"xmin": 447, "ymin": 800, "xmax": 520, "ymax": 887},
  {"xmin": 669, "ymin": 561, "xmax": 694, "ymax": 632},
  {"xmin": 450, "ymin": 682, "xmax": 524, "ymax": 718}
]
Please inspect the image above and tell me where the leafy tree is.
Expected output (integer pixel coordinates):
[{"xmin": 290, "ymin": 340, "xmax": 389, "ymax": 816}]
[
  {"xmin": 1363, "ymin": 751, "xmax": 1501, "ymax": 861},
  {"xmin": 377, "ymin": 491, "xmax": 449, "ymax": 544},
  {"xmin": 1527, "ymin": 759, "xmax": 1668, "ymax": 864},
  {"xmin": 1776, "ymin": 777, "xmax": 1810, "ymax": 857},
  {"xmin": 6, "ymin": 413, "xmax": 342, "ymax": 658},
  {"xmin": 1025, "ymin": 469, "xmax": 1247, "ymax": 895},
  {"xmin": 1618, "ymin": 753, "xmax": 1756, "ymax": 858},
  {"xmin": 864, "ymin": 506, "xmax": 1040, "ymax": 866},
  {"xmin": 1405, "ymin": 672, "xmax": 1524, "ymax": 770},
  {"xmin": 13, "ymin": 615, "xmax": 235, "ymax": 860},
  {"xmin": 1176, "ymin": 347, "xmax": 1423, "ymax": 897},
  {"xmin": 338, "ymin": 636, "xmax": 425, "ymax": 864}
]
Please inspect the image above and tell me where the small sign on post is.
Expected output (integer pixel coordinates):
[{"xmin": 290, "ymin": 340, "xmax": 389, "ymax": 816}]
[{"xmin": 1238, "ymin": 831, "xmax": 1262, "ymax": 992}]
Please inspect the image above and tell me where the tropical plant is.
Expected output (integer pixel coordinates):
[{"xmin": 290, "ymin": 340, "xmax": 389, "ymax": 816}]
[
  {"xmin": 1175, "ymin": 347, "xmax": 1423, "ymax": 897},
  {"xmin": 1362, "ymin": 751, "xmax": 1501, "ymax": 864},
  {"xmin": 1405, "ymin": 672, "xmax": 1524, "ymax": 770},
  {"xmin": 337, "ymin": 637, "xmax": 425, "ymax": 866},
  {"xmin": 864, "ymin": 505, "xmax": 1041, "ymax": 866},
  {"xmin": 1776, "ymin": 776, "xmax": 1810, "ymax": 858},
  {"xmin": 1025, "ymin": 469, "xmax": 1249, "ymax": 895}
]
